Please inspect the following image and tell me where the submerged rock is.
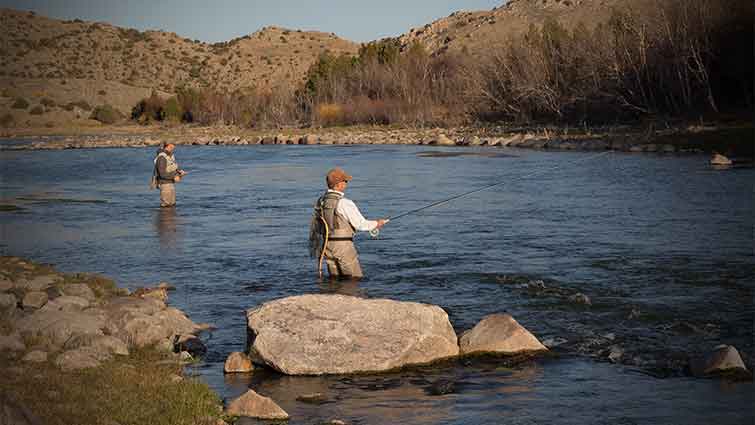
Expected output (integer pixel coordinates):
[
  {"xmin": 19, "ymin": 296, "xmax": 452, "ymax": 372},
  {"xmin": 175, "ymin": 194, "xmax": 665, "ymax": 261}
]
[
  {"xmin": 226, "ymin": 389, "xmax": 289, "ymax": 420},
  {"xmin": 246, "ymin": 294, "xmax": 459, "ymax": 375},
  {"xmin": 690, "ymin": 345, "xmax": 750, "ymax": 378},
  {"xmin": 710, "ymin": 153, "xmax": 732, "ymax": 166},
  {"xmin": 459, "ymin": 314, "xmax": 547, "ymax": 356}
]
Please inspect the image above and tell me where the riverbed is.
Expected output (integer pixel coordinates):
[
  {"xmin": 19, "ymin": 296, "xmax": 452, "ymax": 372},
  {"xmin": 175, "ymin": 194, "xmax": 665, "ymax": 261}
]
[{"xmin": 1, "ymin": 144, "xmax": 752, "ymax": 424}]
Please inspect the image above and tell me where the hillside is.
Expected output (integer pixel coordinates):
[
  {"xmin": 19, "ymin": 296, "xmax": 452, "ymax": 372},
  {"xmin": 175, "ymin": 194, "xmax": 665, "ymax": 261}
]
[
  {"xmin": 398, "ymin": 0, "xmax": 628, "ymax": 56},
  {"xmin": 0, "ymin": 8, "xmax": 358, "ymax": 127}
]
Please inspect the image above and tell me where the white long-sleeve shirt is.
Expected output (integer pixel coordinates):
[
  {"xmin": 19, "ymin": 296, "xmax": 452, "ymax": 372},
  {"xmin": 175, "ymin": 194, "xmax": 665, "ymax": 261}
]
[{"xmin": 328, "ymin": 189, "xmax": 378, "ymax": 232}]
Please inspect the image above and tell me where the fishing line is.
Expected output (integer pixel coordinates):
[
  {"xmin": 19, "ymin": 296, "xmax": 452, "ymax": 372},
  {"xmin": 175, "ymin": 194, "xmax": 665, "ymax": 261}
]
[{"xmin": 369, "ymin": 150, "xmax": 613, "ymax": 237}]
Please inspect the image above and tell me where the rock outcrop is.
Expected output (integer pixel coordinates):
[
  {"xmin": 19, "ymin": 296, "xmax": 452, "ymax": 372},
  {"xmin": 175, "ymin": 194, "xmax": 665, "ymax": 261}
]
[
  {"xmin": 459, "ymin": 314, "xmax": 547, "ymax": 356},
  {"xmin": 225, "ymin": 389, "xmax": 289, "ymax": 420},
  {"xmin": 246, "ymin": 294, "xmax": 459, "ymax": 375}
]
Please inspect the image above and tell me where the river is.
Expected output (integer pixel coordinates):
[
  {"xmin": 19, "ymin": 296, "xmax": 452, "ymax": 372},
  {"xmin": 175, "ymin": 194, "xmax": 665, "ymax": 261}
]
[{"xmin": 1, "ymin": 144, "xmax": 752, "ymax": 424}]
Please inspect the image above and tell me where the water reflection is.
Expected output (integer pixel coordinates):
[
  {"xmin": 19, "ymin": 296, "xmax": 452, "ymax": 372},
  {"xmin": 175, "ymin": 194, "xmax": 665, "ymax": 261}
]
[
  {"xmin": 318, "ymin": 278, "xmax": 367, "ymax": 297},
  {"xmin": 154, "ymin": 207, "xmax": 181, "ymax": 249}
]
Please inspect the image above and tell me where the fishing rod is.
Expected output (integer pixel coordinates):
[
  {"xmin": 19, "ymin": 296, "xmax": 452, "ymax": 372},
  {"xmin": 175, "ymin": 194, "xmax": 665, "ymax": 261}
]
[{"xmin": 369, "ymin": 150, "xmax": 613, "ymax": 237}]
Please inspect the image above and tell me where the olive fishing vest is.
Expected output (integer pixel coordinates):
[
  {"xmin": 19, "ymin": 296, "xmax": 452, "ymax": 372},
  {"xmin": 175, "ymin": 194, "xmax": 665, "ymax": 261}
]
[
  {"xmin": 318, "ymin": 191, "xmax": 355, "ymax": 241},
  {"xmin": 155, "ymin": 152, "xmax": 178, "ymax": 182}
]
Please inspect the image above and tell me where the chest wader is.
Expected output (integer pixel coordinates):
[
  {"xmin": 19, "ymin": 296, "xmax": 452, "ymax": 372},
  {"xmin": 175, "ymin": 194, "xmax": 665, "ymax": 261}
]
[{"xmin": 308, "ymin": 191, "xmax": 354, "ymax": 278}]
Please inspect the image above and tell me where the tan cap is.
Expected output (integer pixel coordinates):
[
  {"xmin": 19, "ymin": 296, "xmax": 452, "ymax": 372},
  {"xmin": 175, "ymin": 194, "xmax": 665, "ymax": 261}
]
[{"xmin": 326, "ymin": 167, "xmax": 352, "ymax": 187}]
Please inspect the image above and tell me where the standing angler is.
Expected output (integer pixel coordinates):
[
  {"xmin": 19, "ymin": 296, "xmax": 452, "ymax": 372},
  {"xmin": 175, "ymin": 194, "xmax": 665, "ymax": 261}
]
[
  {"xmin": 153, "ymin": 143, "xmax": 186, "ymax": 208},
  {"xmin": 309, "ymin": 167, "xmax": 387, "ymax": 279}
]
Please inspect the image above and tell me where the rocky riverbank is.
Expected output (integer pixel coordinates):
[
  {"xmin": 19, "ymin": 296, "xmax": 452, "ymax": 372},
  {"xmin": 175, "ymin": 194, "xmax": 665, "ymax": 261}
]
[
  {"xmin": 1, "ymin": 122, "xmax": 752, "ymax": 158},
  {"xmin": 0, "ymin": 257, "xmax": 224, "ymax": 425}
]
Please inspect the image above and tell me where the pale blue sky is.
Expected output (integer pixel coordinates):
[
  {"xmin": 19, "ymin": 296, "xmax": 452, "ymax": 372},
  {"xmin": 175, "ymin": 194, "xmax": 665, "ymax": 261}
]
[{"xmin": 2, "ymin": 0, "xmax": 505, "ymax": 43}]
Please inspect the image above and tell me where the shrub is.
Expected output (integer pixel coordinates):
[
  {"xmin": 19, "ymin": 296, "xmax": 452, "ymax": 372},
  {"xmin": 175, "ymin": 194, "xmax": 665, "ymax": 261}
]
[
  {"xmin": 314, "ymin": 103, "xmax": 344, "ymax": 126},
  {"xmin": 29, "ymin": 105, "xmax": 44, "ymax": 115},
  {"xmin": 163, "ymin": 97, "xmax": 182, "ymax": 122},
  {"xmin": 40, "ymin": 98, "xmax": 56, "ymax": 107},
  {"xmin": 90, "ymin": 104, "xmax": 123, "ymax": 124},
  {"xmin": 12, "ymin": 97, "xmax": 29, "ymax": 109}
]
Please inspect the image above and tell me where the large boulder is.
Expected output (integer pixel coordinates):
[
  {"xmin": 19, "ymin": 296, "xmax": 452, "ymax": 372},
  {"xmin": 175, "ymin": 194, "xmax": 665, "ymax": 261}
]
[
  {"xmin": 61, "ymin": 283, "xmax": 95, "ymax": 301},
  {"xmin": 16, "ymin": 275, "xmax": 59, "ymax": 291},
  {"xmin": 39, "ymin": 295, "xmax": 90, "ymax": 312},
  {"xmin": 246, "ymin": 294, "xmax": 459, "ymax": 375},
  {"xmin": 226, "ymin": 390, "xmax": 289, "ymax": 420},
  {"xmin": 105, "ymin": 297, "xmax": 199, "ymax": 348},
  {"xmin": 459, "ymin": 314, "xmax": 547, "ymax": 356},
  {"xmin": 16, "ymin": 309, "xmax": 106, "ymax": 349},
  {"xmin": 55, "ymin": 346, "xmax": 111, "ymax": 371}
]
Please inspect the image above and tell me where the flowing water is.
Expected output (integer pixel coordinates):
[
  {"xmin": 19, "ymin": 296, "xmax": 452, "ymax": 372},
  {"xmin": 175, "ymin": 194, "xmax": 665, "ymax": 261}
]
[{"xmin": 1, "ymin": 144, "xmax": 753, "ymax": 424}]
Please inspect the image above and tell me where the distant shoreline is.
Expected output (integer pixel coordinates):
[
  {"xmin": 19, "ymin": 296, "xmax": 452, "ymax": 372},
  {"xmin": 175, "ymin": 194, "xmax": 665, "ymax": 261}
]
[{"xmin": 1, "ymin": 122, "xmax": 752, "ymax": 157}]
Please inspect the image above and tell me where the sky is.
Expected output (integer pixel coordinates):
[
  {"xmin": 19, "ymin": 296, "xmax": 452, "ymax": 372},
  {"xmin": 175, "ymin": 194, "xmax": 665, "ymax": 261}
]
[{"xmin": 1, "ymin": 0, "xmax": 505, "ymax": 43}]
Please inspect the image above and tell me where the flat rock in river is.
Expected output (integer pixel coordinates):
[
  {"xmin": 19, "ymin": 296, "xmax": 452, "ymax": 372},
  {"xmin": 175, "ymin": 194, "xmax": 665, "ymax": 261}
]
[
  {"xmin": 459, "ymin": 314, "xmax": 547, "ymax": 356},
  {"xmin": 246, "ymin": 294, "xmax": 459, "ymax": 375}
]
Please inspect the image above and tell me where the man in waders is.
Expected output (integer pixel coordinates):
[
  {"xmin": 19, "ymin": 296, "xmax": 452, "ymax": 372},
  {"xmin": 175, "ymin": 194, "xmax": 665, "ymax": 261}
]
[
  {"xmin": 309, "ymin": 167, "xmax": 387, "ymax": 279},
  {"xmin": 154, "ymin": 143, "xmax": 186, "ymax": 208}
]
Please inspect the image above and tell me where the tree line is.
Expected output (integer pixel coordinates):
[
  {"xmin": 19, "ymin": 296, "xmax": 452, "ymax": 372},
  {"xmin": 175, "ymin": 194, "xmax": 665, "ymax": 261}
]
[{"xmin": 131, "ymin": 0, "xmax": 753, "ymax": 128}]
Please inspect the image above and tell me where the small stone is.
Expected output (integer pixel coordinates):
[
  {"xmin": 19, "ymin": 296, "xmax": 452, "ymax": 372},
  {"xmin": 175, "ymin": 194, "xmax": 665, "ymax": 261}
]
[
  {"xmin": 178, "ymin": 351, "xmax": 193, "ymax": 361},
  {"xmin": 0, "ymin": 279, "xmax": 12, "ymax": 292},
  {"xmin": 25, "ymin": 275, "xmax": 59, "ymax": 291},
  {"xmin": 226, "ymin": 389, "xmax": 289, "ymax": 420},
  {"xmin": 62, "ymin": 283, "xmax": 95, "ymax": 301},
  {"xmin": 296, "ymin": 392, "xmax": 328, "ymax": 405},
  {"xmin": 22, "ymin": 291, "xmax": 48, "ymax": 309},
  {"xmin": 224, "ymin": 352, "xmax": 254, "ymax": 373},
  {"xmin": 0, "ymin": 293, "xmax": 17, "ymax": 309},
  {"xmin": 569, "ymin": 293, "xmax": 592, "ymax": 306},
  {"xmin": 0, "ymin": 333, "xmax": 26, "ymax": 352},
  {"xmin": 607, "ymin": 346, "xmax": 623, "ymax": 363},
  {"xmin": 22, "ymin": 350, "xmax": 48, "ymax": 363},
  {"xmin": 169, "ymin": 374, "xmax": 183, "ymax": 383}
]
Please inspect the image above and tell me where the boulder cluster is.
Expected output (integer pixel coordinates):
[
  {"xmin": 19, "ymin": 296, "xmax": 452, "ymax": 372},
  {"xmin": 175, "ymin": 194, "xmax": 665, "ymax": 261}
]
[{"xmin": 0, "ymin": 257, "xmax": 208, "ymax": 372}]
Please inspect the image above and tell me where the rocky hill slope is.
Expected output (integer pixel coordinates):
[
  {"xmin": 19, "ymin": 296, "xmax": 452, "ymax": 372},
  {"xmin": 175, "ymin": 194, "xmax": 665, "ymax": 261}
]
[
  {"xmin": 398, "ymin": 0, "xmax": 628, "ymax": 56},
  {"xmin": 0, "ymin": 8, "xmax": 357, "ymax": 127}
]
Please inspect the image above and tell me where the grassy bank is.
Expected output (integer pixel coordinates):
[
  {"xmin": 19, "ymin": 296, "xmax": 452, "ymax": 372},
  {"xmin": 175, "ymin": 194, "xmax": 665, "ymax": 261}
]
[{"xmin": 0, "ymin": 348, "xmax": 222, "ymax": 425}]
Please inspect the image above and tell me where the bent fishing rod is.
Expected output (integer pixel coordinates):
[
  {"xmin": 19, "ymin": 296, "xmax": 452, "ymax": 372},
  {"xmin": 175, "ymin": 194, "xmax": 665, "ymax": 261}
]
[{"xmin": 369, "ymin": 150, "xmax": 612, "ymax": 237}]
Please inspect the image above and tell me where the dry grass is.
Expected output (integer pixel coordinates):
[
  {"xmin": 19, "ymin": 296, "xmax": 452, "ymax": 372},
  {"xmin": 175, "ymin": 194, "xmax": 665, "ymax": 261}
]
[{"xmin": 0, "ymin": 348, "xmax": 223, "ymax": 425}]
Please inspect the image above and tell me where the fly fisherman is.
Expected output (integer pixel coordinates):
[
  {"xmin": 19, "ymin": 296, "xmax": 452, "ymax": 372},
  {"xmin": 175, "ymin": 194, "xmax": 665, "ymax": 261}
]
[
  {"xmin": 153, "ymin": 143, "xmax": 186, "ymax": 208},
  {"xmin": 309, "ymin": 167, "xmax": 387, "ymax": 279}
]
